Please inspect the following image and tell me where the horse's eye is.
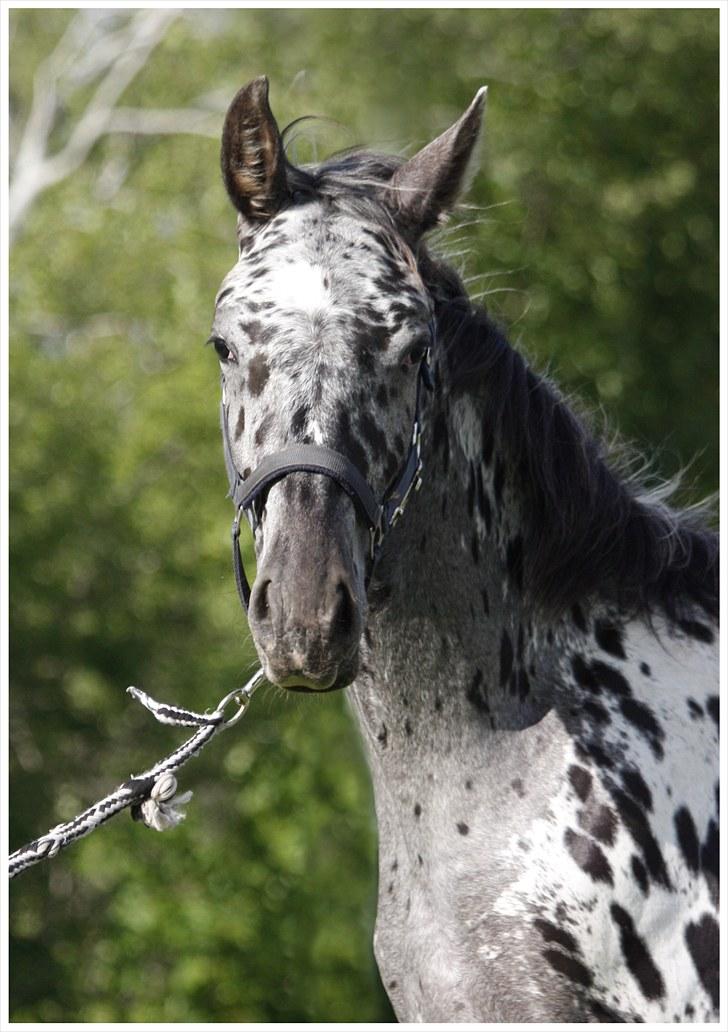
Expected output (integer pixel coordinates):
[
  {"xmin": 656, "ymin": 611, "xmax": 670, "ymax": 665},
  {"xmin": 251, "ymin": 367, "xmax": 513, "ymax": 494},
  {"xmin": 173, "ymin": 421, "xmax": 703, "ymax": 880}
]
[
  {"xmin": 400, "ymin": 342, "xmax": 427, "ymax": 370},
  {"xmin": 209, "ymin": 336, "xmax": 236, "ymax": 364}
]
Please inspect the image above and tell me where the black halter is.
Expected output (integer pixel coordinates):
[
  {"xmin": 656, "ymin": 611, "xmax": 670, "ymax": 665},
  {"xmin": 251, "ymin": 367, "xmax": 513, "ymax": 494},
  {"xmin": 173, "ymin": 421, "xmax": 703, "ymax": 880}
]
[{"xmin": 220, "ymin": 346, "xmax": 434, "ymax": 612}]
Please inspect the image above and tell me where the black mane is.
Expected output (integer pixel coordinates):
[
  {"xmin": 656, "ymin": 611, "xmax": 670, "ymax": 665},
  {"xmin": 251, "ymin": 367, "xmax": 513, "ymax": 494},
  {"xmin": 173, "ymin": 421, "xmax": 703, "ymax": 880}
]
[
  {"xmin": 304, "ymin": 147, "xmax": 719, "ymax": 622},
  {"xmin": 422, "ymin": 251, "xmax": 718, "ymax": 622}
]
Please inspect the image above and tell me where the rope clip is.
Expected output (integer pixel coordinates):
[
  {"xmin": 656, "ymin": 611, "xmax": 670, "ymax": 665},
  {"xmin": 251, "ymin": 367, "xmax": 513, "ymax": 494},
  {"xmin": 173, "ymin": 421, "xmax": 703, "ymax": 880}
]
[{"xmin": 216, "ymin": 669, "xmax": 266, "ymax": 727}]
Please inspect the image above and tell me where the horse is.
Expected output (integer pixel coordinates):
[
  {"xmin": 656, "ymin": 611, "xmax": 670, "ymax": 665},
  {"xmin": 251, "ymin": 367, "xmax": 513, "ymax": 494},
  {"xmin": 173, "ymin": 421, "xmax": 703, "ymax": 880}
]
[{"xmin": 210, "ymin": 77, "xmax": 719, "ymax": 1023}]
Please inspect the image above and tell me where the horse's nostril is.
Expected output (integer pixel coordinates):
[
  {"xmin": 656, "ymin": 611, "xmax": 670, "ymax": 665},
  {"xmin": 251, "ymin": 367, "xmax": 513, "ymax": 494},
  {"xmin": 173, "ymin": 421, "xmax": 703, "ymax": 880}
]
[
  {"xmin": 330, "ymin": 579, "xmax": 357, "ymax": 639},
  {"xmin": 251, "ymin": 578, "xmax": 272, "ymax": 625}
]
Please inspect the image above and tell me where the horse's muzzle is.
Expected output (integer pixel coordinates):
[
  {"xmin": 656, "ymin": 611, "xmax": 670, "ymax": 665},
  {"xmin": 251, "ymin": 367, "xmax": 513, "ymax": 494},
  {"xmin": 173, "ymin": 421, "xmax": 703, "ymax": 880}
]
[{"xmin": 247, "ymin": 563, "xmax": 363, "ymax": 692}]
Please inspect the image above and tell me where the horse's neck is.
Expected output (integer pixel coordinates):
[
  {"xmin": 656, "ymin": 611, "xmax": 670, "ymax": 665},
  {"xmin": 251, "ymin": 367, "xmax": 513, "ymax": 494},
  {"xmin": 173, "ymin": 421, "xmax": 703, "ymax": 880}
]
[
  {"xmin": 349, "ymin": 387, "xmax": 565, "ymax": 778},
  {"xmin": 346, "ymin": 384, "xmax": 719, "ymax": 1024}
]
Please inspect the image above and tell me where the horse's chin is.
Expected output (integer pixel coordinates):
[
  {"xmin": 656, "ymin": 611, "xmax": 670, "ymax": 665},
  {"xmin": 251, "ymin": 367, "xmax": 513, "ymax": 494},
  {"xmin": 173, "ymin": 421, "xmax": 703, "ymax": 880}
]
[
  {"xmin": 283, "ymin": 681, "xmax": 343, "ymax": 694},
  {"xmin": 260, "ymin": 653, "xmax": 360, "ymax": 694}
]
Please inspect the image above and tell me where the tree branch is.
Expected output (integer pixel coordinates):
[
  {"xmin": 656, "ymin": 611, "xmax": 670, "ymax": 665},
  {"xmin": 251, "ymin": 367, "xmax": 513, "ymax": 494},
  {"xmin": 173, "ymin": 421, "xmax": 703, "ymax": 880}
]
[
  {"xmin": 105, "ymin": 107, "xmax": 220, "ymax": 139},
  {"xmin": 9, "ymin": 10, "xmax": 181, "ymax": 241}
]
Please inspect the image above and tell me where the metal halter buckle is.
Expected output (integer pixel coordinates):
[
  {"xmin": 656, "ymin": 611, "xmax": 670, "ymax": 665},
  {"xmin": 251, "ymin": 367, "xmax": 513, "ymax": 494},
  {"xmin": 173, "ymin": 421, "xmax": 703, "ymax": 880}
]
[
  {"xmin": 390, "ymin": 457, "xmax": 424, "ymax": 527},
  {"xmin": 370, "ymin": 515, "xmax": 384, "ymax": 559},
  {"xmin": 232, "ymin": 505, "xmax": 243, "ymax": 540}
]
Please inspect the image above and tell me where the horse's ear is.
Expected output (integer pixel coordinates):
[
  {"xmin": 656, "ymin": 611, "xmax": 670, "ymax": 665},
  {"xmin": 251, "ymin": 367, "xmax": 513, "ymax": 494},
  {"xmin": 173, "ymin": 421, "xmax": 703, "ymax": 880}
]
[
  {"xmin": 221, "ymin": 76, "xmax": 291, "ymax": 223},
  {"xmin": 386, "ymin": 87, "xmax": 487, "ymax": 238}
]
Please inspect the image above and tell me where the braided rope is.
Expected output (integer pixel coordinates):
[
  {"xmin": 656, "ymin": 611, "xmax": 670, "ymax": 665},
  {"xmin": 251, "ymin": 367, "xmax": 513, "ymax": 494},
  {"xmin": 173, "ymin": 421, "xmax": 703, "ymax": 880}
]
[{"xmin": 8, "ymin": 670, "xmax": 266, "ymax": 879}]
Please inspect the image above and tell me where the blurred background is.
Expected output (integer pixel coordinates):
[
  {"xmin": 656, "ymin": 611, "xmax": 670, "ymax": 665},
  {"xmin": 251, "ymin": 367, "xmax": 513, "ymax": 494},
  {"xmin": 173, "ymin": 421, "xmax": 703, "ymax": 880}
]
[{"xmin": 8, "ymin": 7, "xmax": 718, "ymax": 1023}]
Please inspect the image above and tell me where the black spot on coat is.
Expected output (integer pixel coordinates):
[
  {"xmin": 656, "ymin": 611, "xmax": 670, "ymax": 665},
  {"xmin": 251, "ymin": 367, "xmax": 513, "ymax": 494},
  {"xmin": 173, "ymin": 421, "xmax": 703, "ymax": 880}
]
[
  {"xmin": 568, "ymin": 765, "xmax": 592, "ymax": 802},
  {"xmin": 583, "ymin": 699, "xmax": 611, "ymax": 725},
  {"xmin": 584, "ymin": 740, "xmax": 615, "ymax": 771},
  {"xmin": 335, "ymin": 408, "xmax": 369, "ymax": 477},
  {"xmin": 610, "ymin": 788, "xmax": 671, "ymax": 890},
  {"xmin": 594, "ymin": 619, "xmax": 626, "ymax": 659},
  {"xmin": 610, "ymin": 903, "xmax": 665, "ymax": 1001},
  {"xmin": 630, "ymin": 855, "xmax": 649, "ymax": 895},
  {"xmin": 591, "ymin": 660, "xmax": 632, "ymax": 698},
  {"xmin": 687, "ymin": 698, "xmax": 704, "ymax": 719},
  {"xmin": 542, "ymin": 949, "xmax": 593, "ymax": 988},
  {"xmin": 619, "ymin": 697, "xmax": 665, "ymax": 759},
  {"xmin": 578, "ymin": 803, "xmax": 618, "ymax": 847},
  {"xmin": 571, "ymin": 653, "xmax": 596, "ymax": 690},
  {"xmin": 290, "ymin": 403, "xmax": 309, "ymax": 438},
  {"xmin": 684, "ymin": 913, "xmax": 719, "ymax": 1008},
  {"xmin": 564, "ymin": 827, "xmax": 614, "ymax": 885},
  {"xmin": 673, "ymin": 806, "xmax": 700, "ymax": 873},
  {"xmin": 620, "ymin": 767, "xmax": 653, "ymax": 811},
  {"xmin": 247, "ymin": 354, "xmax": 270, "ymax": 396},
  {"xmin": 533, "ymin": 918, "xmax": 579, "ymax": 953},
  {"xmin": 253, "ymin": 411, "xmax": 273, "ymax": 447}
]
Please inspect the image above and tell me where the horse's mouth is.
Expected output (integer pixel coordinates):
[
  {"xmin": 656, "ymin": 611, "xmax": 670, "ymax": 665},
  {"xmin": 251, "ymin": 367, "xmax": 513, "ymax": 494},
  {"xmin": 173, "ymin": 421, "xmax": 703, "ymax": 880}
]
[
  {"xmin": 283, "ymin": 681, "xmax": 342, "ymax": 694},
  {"xmin": 260, "ymin": 650, "xmax": 360, "ymax": 693},
  {"xmin": 276, "ymin": 673, "xmax": 338, "ymax": 693}
]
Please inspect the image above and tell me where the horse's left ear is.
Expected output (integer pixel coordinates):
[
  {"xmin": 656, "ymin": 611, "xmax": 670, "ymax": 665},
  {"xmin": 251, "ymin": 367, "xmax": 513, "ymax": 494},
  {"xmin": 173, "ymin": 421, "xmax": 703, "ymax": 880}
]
[{"xmin": 385, "ymin": 87, "xmax": 487, "ymax": 238}]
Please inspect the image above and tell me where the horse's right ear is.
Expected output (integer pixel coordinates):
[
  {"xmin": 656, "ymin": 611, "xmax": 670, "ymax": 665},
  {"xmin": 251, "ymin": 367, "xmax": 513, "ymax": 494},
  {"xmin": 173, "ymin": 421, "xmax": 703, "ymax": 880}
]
[{"xmin": 221, "ymin": 76, "xmax": 291, "ymax": 224}]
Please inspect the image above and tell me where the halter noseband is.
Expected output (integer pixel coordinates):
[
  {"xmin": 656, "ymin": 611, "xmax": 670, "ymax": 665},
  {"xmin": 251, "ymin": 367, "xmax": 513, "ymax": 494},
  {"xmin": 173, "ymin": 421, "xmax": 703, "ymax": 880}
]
[{"xmin": 220, "ymin": 343, "xmax": 434, "ymax": 612}]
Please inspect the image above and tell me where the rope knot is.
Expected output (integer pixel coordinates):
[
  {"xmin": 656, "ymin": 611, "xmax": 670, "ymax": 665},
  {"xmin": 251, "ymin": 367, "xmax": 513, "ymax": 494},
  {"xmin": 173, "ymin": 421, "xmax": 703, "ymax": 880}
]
[
  {"xmin": 136, "ymin": 772, "xmax": 193, "ymax": 832},
  {"xmin": 36, "ymin": 824, "xmax": 66, "ymax": 858}
]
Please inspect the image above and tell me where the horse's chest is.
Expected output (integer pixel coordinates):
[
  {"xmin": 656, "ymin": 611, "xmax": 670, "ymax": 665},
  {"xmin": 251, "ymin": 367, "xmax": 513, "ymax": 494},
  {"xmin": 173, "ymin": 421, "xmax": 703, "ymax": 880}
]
[
  {"xmin": 371, "ymin": 776, "xmax": 593, "ymax": 1021},
  {"xmin": 369, "ymin": 716, "xmax": 591, "ymax": 1021}
]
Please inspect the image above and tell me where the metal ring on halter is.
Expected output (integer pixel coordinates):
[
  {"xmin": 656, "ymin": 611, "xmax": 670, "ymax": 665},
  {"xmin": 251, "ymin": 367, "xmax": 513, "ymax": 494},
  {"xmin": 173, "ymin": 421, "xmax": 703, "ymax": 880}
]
[{"xmin": 215, "ymin": 669, "xmax": 266, "ymax": 726}]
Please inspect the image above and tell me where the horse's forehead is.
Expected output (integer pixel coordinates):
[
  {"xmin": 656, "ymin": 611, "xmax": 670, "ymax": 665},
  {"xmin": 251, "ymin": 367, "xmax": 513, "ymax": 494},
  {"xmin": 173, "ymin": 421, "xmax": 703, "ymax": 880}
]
[{"xmin": 217, "ymin": 203, "xmax": 425, "ymax": 316}]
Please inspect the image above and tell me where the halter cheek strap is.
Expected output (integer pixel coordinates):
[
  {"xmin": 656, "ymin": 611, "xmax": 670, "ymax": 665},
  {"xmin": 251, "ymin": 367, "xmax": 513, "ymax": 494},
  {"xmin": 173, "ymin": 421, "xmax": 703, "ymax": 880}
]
[{"xmin": 221, "ymin": 348, "xmax": 434, "ymax": 613}]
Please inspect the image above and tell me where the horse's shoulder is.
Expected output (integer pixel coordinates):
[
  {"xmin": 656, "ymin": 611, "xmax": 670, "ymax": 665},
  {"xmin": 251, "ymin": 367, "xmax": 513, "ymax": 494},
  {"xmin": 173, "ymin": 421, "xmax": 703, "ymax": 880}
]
[{"xmin": 511, "ymin": 609, "xmax": 720, "ymax": 1020}]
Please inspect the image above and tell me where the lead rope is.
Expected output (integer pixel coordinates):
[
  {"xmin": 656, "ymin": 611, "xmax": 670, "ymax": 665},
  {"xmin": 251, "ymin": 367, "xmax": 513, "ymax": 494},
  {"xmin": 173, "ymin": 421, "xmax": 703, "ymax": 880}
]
[{"xmin": 8, "ymin": 669, "xmax": 266, "ymax": 879}]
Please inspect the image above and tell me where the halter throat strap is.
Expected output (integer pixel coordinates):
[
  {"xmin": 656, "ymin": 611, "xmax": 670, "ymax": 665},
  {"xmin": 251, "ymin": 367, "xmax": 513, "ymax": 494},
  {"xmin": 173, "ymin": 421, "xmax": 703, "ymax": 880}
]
[{"xmin": 221, "ymin": 351, "xmax": 433, "ymax": 612}]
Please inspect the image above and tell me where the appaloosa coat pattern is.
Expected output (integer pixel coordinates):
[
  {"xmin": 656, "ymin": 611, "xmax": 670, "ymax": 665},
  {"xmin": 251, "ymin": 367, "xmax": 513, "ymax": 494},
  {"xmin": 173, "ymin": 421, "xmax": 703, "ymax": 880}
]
[{"xmin": 210, "ymin": 78, "xmax": 719, "ymax": 1023}]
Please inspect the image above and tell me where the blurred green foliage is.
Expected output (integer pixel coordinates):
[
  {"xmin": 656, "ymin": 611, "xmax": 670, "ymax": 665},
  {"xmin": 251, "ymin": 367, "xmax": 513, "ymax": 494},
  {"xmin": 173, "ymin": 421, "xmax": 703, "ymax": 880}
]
[{"xmin": 9, "ymin": 7, "xmax": 718, "ymax": 1023}]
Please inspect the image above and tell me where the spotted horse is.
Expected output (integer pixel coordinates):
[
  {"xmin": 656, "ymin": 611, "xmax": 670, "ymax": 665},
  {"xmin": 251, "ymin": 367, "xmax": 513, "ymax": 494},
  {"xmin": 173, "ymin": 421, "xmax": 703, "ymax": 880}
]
[{"xmin": 209, "ymin": 78, "xmax": 719, "ymax": 1022}]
